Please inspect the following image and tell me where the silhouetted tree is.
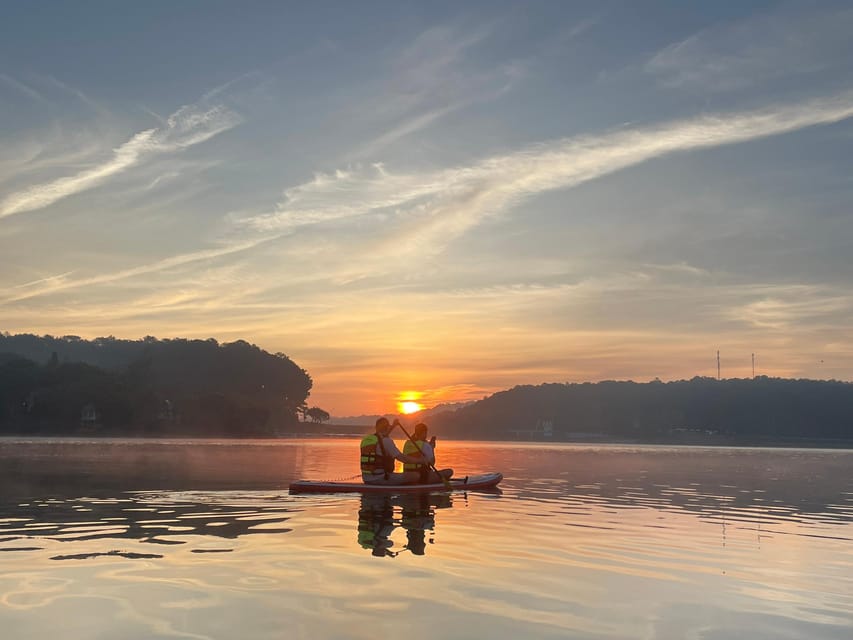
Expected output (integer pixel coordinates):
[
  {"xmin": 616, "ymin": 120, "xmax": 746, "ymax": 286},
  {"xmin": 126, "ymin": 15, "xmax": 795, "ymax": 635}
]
[
  {"xmin": 306, "ymin": 407, "xmax": 330, "ymax": 424},
  {"xmin": 0, "ymin": 334, "xmax": 313, "ymax": 437}
]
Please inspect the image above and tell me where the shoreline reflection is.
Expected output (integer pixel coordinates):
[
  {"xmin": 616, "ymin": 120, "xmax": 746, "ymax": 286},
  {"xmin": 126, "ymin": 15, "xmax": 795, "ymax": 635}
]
[{"xmin": 0, "ymin": 491, "xmax": 294, "ymax": 557}]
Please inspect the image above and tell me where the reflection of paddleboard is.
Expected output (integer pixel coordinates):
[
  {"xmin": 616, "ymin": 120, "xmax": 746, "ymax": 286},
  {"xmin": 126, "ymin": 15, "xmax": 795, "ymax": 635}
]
[{"xmin": 289, "ymin": 472, "xmax": 502, "ymax": 494}]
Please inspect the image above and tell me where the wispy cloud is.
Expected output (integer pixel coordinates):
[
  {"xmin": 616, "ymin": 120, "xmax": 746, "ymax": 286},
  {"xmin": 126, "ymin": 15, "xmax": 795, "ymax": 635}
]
[
  {"xmin": 12, "ymin": 271, "xmax": 75, "ymax": 289},
  {"xmin": 381, "ymin": 24, "xmax": 494, "ymax": 117},
  {"xmin": 8, "ymin": 90, "xmax": 853, "ymax": 308},
  {"xmin": 732, "ymin": 285, "xmax": 853, "ymax": 330},
  {"xmin": 354, "ymin": 104, "xmax": 464, "ymax": 159},
  {"xmin": 0, "ymin": 73, "xmax": 47, "ymax": 104},
  {"xmin": 247, "ymin": 90, "xmax": 853, "ymax": 267},
  {"xmin": 0, "ymin": 103, "xmax": 241, "ymax": 219},
  {"xmin": 0, "ymin": 136, "xmax": 105, "ymax": 183},
  {"xmin": 0, "ymin": 237, "xmax": 267, "ymax": 303},
  {"xmin": 39, "ymin": 74, "xmax": 110, "ymax": 116},
  {"xmin": 646, "ymin": 6, "xmax": 853, "ymax": 92},
  {"xmin": 347, "ymin": 22, "xmax": 519, "ymax": 158}
]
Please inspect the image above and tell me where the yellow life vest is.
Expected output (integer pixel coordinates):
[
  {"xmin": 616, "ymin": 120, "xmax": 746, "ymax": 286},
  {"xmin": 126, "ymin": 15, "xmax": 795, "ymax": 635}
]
[
  {"xmin": 402, "ymin": 439, "xmax": 428, "ymax": 472},
  {"xmin": 360, "ymin": 434, "xmax": 393, "ymax": 474}
]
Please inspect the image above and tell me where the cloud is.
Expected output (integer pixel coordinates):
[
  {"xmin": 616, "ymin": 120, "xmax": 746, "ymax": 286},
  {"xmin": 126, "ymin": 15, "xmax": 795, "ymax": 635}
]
[
  {"xmin": 8, "ymin": 89, "xmax": 853, "ymax": 307},
  {"xmin": 12, "ymin": 271, "xmax": 75, "ymax": 290},
  {"xmin": 354, "ymin": 103, "xmax": 465, "ymax": 159},
  {"xmin": 732, "ymin": 285, "xmax": 853, "ymax": 330},
  {"xmin": 246, "ymin": 90, "xmax": 853, "ymax": 265},
  {"xmin": 0, "ymin": 73, "xmax": 47, "ymax": 104},
  {"xmin": 37, "ymin": 74, "xmax": 113, "ymax": 118},
  {"xmin": 0, "ymin": 103, "xmax": 242, "ymax": 219},
  {"xmin": 383, "ymin": 24, "xmax": 494, "ymax": 117},
  {"xmin": 346, "ymin": 22, "xmax": 519, "ymax": 158},
  {"xmin": 0, "ymin": 237, "xmax": 268, "ymax": 303},
  {"xmin": 0, "ymin": 135, "xmax": 105, "ymax": 186},
  {"xmin": 646, "ymin": 7, "xmax": 853, "ymax": 92}
]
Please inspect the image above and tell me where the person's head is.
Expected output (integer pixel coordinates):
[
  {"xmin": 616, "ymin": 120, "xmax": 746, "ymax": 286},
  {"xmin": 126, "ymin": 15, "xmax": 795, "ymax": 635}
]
[
  {"xmin": 414, "ymin": 423, "xmax": 428, "ymax": 440},
  {"xmin": 375, "ymin": 417, "xmax": 391, "ymax": 435}
]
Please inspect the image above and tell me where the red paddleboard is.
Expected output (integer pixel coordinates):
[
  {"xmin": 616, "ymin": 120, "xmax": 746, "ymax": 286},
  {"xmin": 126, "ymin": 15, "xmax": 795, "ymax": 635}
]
[{"xmin": 289, "ymin": 472, "xmax": 502, "ymax": 494}]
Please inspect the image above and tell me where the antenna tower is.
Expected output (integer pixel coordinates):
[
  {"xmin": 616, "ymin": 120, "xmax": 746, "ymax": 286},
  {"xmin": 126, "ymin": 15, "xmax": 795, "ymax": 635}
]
[{"xmin": 717, "ymin": 350, "xmax": 721, "ymax": 380}]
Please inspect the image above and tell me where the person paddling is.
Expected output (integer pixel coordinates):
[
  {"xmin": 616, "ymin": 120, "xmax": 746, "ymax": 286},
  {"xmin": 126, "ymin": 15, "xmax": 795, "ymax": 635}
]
[
  {"xmin": 360, "ymin": 417, "xmax": 424, "ymax": 485},
  {"xmin": 402, "ymin": 423, "xmax": 453, "ymax": 484}
]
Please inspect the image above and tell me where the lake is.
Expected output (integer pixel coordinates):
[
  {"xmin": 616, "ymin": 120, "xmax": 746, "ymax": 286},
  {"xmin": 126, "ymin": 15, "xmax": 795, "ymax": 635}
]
[{"xmin": 0, "ymin": 438, "xmax": 851, "ymax": 639}]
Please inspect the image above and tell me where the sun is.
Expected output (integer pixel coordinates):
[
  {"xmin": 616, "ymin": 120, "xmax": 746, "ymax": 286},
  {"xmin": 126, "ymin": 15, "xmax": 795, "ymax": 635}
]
[
  {"xmin": 397, "ymin": 390, "xmax": 424, "ymax": 415},
  {"xmin": 399, "ymin": 401, "xmax": 423, "ymax": 415}
]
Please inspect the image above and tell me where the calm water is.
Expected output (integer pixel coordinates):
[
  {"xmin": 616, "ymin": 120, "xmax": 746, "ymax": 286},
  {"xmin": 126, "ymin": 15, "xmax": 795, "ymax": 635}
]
[{"xmin": 0, "ymin": 439, "xmax": 851, "ymax": 639}]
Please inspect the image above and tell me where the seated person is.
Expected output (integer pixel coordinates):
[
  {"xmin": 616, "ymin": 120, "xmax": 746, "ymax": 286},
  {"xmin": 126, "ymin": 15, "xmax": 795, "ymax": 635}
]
[
  {"xmin": 360, "ymin": 417, "xmax": 423, "ymax": 485},
  {"xmin": 403, "ymin": 422, "xmax": 453, "ymax": 483}
]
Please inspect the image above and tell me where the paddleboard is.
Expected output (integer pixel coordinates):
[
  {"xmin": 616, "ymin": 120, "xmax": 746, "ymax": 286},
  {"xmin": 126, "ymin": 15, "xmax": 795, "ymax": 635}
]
[{"xmin": 289, "ymin": 472, "xmax": 502, "ymax": 494}]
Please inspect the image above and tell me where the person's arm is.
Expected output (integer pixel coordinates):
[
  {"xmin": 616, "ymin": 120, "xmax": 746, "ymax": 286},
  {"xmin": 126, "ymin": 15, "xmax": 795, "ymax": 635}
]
[{"xmin": 418, "ymin": 441, "xmax": 436, "ymax": 465}]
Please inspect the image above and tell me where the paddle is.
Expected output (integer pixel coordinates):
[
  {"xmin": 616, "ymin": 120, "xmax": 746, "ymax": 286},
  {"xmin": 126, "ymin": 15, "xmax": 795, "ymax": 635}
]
[{"xmin": 395, "ymin": 421, "xmax": 452, "ymax": 489}]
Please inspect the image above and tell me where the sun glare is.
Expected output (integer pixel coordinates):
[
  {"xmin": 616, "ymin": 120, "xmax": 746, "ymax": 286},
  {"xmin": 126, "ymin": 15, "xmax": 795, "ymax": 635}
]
[{"xmin": 399, "ymin": 401, "xmax": 423, "ymax": 414}]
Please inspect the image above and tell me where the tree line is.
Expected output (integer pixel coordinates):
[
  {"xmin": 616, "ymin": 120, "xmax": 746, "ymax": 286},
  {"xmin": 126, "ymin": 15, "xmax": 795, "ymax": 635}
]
[
  {"xmin": 4, "ymin": 333, "xmax": 851, "ymax": 442},
  {"xmin": 427, "ymin": 377, "xmax": 853, "ymax": 442},
  {"xmin": 0, "ymin": 333, "xmax": 315, "ymax": 437}
]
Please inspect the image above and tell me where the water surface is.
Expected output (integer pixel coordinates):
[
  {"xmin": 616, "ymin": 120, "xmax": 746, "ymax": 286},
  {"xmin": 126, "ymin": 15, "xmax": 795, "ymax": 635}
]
[{"xmin": 1, "ymin": 439, "xmax": 851, "ymax": 639}]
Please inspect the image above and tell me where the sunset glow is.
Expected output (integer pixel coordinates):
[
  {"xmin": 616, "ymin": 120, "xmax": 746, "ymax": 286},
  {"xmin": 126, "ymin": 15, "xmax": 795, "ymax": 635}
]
[{"xmin": 2, "ymin": 3, "xmax": 853, "ymax": 417}]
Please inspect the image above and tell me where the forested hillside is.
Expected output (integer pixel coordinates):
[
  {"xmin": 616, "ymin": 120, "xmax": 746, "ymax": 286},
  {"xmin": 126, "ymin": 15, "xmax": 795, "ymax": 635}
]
[
  {"xmin": 0, "ymin": 334, "xmax": 312, "ymax": 437},
  {"xmin": 4, "ymin": 333, "xmax": 852, "ymax": 443},
  {"xmin": 428, "ymin": 378, "xmax": 853, "ymax": 442}
]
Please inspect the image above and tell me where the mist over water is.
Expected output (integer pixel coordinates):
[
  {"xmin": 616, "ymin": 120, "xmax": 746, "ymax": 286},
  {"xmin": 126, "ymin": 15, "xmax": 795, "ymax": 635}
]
[{"xmin": 1, "ymin": 439, "xmax": 851, "ymax": 639}]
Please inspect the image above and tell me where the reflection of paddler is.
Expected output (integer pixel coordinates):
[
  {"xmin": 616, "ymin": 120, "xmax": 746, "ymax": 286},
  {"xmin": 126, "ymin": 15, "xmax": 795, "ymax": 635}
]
[
  {"xmin": 357, "ymin": 494, "xmax": 397, "ymax": 557},
  {"xmin": 398, "ymin": 493, "xmax": 452, "ymax": 556}
]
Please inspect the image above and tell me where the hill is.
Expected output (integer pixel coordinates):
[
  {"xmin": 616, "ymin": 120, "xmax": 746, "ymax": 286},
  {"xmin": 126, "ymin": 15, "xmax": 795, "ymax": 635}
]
[
  {"xmin": 428, "ymin": 378, "xmax": 853, "ymax": 444},
  {"xmin": 0, "ymin": 333, "xmax": 312, "ymax": 437}
]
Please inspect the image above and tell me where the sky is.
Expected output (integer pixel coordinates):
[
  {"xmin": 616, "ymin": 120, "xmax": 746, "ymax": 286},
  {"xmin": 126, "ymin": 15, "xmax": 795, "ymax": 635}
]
[{"xmin": 2, "ymin": 1, "xmax": 853, "ymax": 416}]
